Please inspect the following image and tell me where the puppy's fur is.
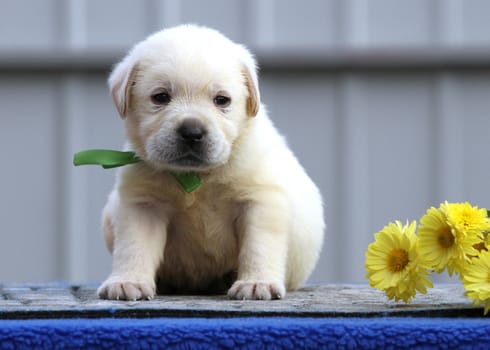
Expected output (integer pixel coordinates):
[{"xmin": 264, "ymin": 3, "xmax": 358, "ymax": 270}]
[{"xmin": 98, "ymin": 25, "xmax": 325, "ymax": 300}]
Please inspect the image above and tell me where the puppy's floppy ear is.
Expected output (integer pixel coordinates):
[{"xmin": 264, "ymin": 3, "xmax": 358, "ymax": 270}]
[
  {"xmin": 242, "ymin": 67, "xmax": 260, "ymax": 117},
  {"xmin": 239, "ymin": 46, "xmax": 260, "ymax": 117},
  {"xmin": 108, "ymin": 57, "xmax": 138, "ymax": 119}
]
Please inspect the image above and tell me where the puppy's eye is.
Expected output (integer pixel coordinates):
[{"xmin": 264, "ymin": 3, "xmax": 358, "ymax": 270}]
[
  {"xmin": 151, "ymin": 92, "xmax": 171, "ymax": 105},
  {"xmin": 214, "ymin": 95, "xmax": 231, "ymax": 108}
]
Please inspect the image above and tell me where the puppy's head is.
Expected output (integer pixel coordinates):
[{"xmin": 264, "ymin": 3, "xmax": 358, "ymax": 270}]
[{"xmin": 109, "ymin": 24, "xmax": 260, "ymax": 172}]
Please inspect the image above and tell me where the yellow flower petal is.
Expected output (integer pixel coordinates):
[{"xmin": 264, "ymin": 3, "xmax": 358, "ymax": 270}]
[{"xmin": 462, "ymin": 250, "xmax": 490, "ymax": 314}]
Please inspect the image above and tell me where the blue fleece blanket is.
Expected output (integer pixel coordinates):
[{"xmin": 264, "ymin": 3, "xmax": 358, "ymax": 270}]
[{"xmin": 0, "ymin": 317, "xmax": 488, "ymax": 349}]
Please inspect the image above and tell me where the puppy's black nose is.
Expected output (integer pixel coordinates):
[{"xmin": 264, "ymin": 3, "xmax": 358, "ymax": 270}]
[{"xmin": 177, "ymin": 119, "xmax": 206, "ymax": 144}]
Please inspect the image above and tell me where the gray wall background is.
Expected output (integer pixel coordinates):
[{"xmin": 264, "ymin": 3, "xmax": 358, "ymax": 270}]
[{"xmin": 1, "ymin": 0, "xmax": 490, "ymax": 284}]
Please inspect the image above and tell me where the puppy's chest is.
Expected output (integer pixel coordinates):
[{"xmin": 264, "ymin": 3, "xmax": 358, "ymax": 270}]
[{"xmin": 167, "ymin": 191, "xmax": 243, "ymax": 246}]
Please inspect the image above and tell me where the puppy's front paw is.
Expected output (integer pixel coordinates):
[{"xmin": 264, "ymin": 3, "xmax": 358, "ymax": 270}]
[
  {"xmin": 97, "ymin": 278, "xmax": 155, "ymax": 301},
  {"xmin": 227, "ymin": 280, "xmax": 285, "ymax": 300}
]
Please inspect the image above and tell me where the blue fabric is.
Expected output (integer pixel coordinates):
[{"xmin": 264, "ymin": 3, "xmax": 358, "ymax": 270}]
[{"xmin": 0, "ymin": 317, "xmax": 489, "ymax": 350}]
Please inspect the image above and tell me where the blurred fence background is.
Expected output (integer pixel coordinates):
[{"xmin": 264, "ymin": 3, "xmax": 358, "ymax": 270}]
[{"xmin": 1, "ymin": 0, "xmax": 490, "ymax": 284}]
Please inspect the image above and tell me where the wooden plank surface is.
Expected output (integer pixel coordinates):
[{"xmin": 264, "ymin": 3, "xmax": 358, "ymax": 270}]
[{"xmin": 0, "ymin": 283, "xmax": 482, "ymax": 319}]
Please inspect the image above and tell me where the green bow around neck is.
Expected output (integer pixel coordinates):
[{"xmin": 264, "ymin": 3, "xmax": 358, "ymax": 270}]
[
  {"xmin": 73, "ymin": 149, "xmax": 202, "ymax": 193},
  {"xmin": 73, "ymin": 149, "xmax": 141, "ymax": 169}
]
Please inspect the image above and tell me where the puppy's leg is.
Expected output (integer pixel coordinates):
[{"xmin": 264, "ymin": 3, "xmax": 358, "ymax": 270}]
[
  {"xmin": 97, "ymin": 203, "xmax": 167, "ymax": 301},
  {"xmin": 228, "ymin": 192, "xmax": 289, "ymax": 300},
  {"xmin": 102, "ymin": 211, "xmax": 115, "ymax": 253}
]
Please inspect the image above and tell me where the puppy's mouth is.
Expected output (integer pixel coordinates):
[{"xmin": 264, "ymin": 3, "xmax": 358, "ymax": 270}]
[
  {"xmin": 147, "ymin": 142, "xmax": 216, "ymax": 172},
  {"xmin": 171, "ymin": 152, "xmax": 206, "ymax": 167}
]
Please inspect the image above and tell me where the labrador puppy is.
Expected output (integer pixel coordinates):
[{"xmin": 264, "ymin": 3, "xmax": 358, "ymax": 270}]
[{"xmin": 97, "ymin": 24, "xmax": 325, "ymax": 300}]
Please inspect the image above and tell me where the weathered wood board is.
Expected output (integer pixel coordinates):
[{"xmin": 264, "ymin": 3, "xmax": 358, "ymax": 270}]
[{"xmin": 0, "ymin": 283, "xmax": 482, "ymax": 319}]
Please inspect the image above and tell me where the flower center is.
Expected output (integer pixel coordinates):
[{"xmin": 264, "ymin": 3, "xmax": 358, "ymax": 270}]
[
  {"xmin": 460, "ymin": 216, "xmax": 471, "ymax": 230},
  {"xmin": 473, "ymin": 242, "xmax": 488, "ymax": 253},
  {"xmin": 387, "ymin": 248, "xmax": 409, "ymax": 273},
  {"xmin": 437, "ymin": 226, "xmax": 455, "ymax": 249}
]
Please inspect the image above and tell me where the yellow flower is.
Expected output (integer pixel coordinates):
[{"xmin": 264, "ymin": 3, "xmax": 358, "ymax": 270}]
[
  {"xmin": 447, "ymin": 202, "xmax": 490, "ymax": 236},
  {"xmin": 365, "ymin": 221, "xmax": 433, "ymax": 303},
  {"xmin": 462, "ymin": 250, "xmax": 490, "ymax": 315},
  {"xmin": 418, "ymin": 202, "xmax": 484, "ymax": 276}
]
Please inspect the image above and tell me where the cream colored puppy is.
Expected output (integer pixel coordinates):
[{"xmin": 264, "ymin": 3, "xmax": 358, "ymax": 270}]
[{"xmin": 97, "ymin": 24, "xmax": 325, "ymax": 301}]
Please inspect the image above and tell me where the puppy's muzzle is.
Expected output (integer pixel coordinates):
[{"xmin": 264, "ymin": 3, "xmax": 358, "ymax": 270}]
[
  {"xmin": 168, "ymin": 118, "xmax": 211, "ymax": 168},
  {"xmin": 177, "ymin": 119, "xmax": 207, "ymax": 147}
]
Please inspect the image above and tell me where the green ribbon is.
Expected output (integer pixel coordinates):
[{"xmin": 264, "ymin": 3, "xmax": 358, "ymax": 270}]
[
  {"xmin": 73, "ymin": 149, "xmax": 141, "ymax": 169},
  {"xmin": 169, "ymin": 171, "xmax": 203, "ymax": 193},
  {"xmin": 73, "ymin": 149, "xmax": 202, "ymax": 193}
]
